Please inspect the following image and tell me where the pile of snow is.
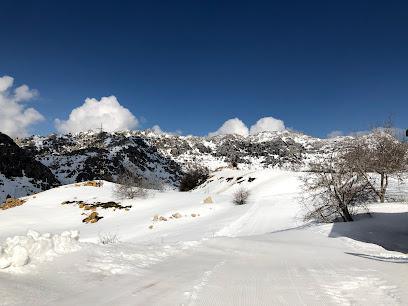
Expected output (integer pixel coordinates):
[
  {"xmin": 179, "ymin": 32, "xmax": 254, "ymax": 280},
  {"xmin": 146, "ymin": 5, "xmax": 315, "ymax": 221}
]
[{"xmin": 0, "ymin": 230, "xmax": 80, "ymax": 269}]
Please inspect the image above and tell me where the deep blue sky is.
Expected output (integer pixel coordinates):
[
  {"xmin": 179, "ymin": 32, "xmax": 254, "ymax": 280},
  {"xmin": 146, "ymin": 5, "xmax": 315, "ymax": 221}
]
[{"xmin": 1, "ymin": 0, "xmax": 407, "ymax": 137}]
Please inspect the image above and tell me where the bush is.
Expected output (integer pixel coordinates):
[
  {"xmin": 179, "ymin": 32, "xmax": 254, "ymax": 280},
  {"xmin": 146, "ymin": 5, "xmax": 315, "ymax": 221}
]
[
  {"xmin": 98, "ymin": 232, "xmax": 119, "ymax": 244},
  {"xmin": 179, "ymin": 167, "xmax": 209, "ymax": 191},
  {"xmin": 233, "ymin": 188, "xmax": 250, "ymax": 205},
  {"xmin": 145, "ymin": 177, "xmax": 165, "ymax": 191},
  {"xmin": 114, "ymin": 170, "xmax": 148, "ymax": 199}
]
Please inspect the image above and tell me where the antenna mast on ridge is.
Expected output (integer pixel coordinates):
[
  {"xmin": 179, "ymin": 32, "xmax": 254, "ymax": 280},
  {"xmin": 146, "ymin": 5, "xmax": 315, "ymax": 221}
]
[
  {"xmin": 97, "ymin": 122, "xmax": 105, "ymax": 177},
  {"xmin": 98, "ymin": 123, "xmax": 103, "ymax": 135}
]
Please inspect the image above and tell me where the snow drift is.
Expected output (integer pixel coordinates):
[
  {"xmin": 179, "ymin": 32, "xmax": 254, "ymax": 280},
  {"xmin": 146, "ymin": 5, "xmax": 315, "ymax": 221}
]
[{"xmin": 0, "ymin": 230, "xmax": 80, "ymax": 269}]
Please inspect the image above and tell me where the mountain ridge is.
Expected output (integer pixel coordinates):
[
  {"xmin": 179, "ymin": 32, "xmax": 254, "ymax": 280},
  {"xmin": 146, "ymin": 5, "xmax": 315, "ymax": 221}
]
[{"xmin": 1, "ymin": 129, "xmax": 348, "ymax": 201}]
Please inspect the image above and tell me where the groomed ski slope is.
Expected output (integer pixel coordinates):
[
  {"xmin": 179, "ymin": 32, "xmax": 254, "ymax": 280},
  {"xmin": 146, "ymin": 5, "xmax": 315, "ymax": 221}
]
[{"xmin": 0, "ymin": 169, "xmax": 407, "ymax": 305}]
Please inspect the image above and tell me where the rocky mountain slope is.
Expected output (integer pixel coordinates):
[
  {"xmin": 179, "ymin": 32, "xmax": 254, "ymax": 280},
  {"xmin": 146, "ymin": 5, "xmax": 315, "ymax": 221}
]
[
  {"xmin": 0, "ymin": 129, "xmax": 346, "ymax": 200},
  {"xmin": 0, "ymin": 133, "xmax": 60, "ymax": 202}
]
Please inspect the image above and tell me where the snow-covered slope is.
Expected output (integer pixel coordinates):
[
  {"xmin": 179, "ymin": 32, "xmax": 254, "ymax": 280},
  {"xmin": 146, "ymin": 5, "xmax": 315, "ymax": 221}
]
[
  {"xmin": 0, "ymin": 169, "xmax": 303, "ymax": 243},
  {"xmin": 0, "ymin": 168, "xmax": 407, "ymax": 305}
]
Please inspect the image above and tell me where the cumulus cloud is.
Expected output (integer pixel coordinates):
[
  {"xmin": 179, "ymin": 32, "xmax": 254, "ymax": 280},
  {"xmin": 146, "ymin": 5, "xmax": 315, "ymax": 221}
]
[
  {"xmin": 209, "ymin": 116, "xmax": 286, "ymax": 137},
  {"xmin": 147, "ymin": 125, "xmax": 183, "ymax": 136},
  {"xmin": 0, "ymin": 76, "xmax": 13, "ymax": 92},
  {"xmin": 14, "ymin": 85, "xmax": 38, "ymax": 102},
  {"xmin": 55, "ymin": 96, "xmax": 138, "ymax": 134},
  {"xmin": 249, "ymin": 117, "xmax": 285, "ymax": 135},
  {"xmin": 209, "ymin": 118, "xmax": 249, "ymax": 137},
  {"xmin": 0, "ymin": 75, "xmax": 44, "ymax": 138},
  {"xmin": 150, "ymin": 125, "xmax": 163, "ymax": 134}
]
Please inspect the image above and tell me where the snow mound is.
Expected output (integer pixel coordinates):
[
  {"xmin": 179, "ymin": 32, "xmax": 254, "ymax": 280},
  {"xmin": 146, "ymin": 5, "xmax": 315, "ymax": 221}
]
[{"xmin": 0, "ymin": 230, "xmax": 80, "ymax": 269}]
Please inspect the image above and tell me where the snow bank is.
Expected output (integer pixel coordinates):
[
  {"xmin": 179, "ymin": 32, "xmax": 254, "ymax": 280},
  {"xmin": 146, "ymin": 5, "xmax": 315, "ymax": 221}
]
[{"xmin": 0, "ymin": 230, "xmax": 80, "ymax": 269}]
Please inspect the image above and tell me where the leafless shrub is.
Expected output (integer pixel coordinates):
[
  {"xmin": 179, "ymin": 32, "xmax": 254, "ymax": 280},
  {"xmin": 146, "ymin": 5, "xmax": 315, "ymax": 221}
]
[
  {"xmin": 114, "ymin": 170, "xmax": 148, "ymax": 199},
  {"xmin": 233, "ymin": 188, "xmax": 250, "ymax": 205},
  {"xmin": 98, "ymin": 232, "xmax": 119, "ymax": 244},
  {"xmin": 146, "ymin": 177, "xmax": 165, "ymax": 191},
  {"xmin": 179, "ymin": 167, "xmax": 210, "ymax": 191},
  {"xmin": 302, "ymin": 153, "xmax": 376, "ymax": 222}
]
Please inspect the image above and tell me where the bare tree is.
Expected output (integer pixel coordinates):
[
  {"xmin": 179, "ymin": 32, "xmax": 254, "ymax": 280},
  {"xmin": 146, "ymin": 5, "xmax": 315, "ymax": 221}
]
[
  {"xmin": 344, "ymin": 128, "xmax": 407, "ymax": 203},
  {"xmin": 114, "ymin": 170, "xmax": 148, "ymax": 199},
  {"xmin": 302, "ymin": 154, "xmax": 375, "ymax": 222}
]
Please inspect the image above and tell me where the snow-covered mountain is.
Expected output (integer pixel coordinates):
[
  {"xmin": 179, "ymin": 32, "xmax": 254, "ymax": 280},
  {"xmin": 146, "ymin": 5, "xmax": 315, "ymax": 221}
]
[
  {"xmin": 1, "ymin": 129, "xmax": 348, "ymax": 201},
  {"xmin": 0, "ymin": 133, "xmax": 60, "ymax": 202}
]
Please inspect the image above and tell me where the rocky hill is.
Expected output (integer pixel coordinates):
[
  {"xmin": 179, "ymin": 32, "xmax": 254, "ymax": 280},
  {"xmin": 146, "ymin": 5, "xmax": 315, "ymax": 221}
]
[
  {"xmin": 0, "ymin": 129, "xmax": 349, "ymax": 200},
  {"xmin": 18, "ymin": 130, "xmax": 337, "ymax": 178},
  {"xmin": 0, "ymin": 133, "xmax": 60, "ymax": 202}
]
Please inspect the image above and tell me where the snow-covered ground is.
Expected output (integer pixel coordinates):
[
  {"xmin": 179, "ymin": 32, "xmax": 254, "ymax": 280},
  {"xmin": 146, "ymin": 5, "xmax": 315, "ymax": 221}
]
[{"xmin": 0, "ymin": 169, "xmax": 407, "ymax": 305}]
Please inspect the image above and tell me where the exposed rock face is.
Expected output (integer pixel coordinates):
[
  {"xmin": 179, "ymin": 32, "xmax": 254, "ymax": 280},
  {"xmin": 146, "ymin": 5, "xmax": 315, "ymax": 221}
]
[
  {"xmin": 0, "ymin": 133, "xmax": 60, "ymax": 183},
  {"xmin": 20, "ymin": 131, "xmax": 183, "ymax": 186},
  {"xmin": 0, "ymin": 133, "xmax": 60, "ymax": 202}
]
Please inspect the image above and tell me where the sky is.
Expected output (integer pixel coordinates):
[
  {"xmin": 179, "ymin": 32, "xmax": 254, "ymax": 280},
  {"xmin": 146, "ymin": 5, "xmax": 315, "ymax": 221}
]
[{"xmin": 0, "ymin": 0, "xmax": 407, "ymax": 138}]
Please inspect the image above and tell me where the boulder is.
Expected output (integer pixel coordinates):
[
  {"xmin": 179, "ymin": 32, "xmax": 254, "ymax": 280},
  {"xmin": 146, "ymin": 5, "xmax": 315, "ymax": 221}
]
[
  {"xmin": 172, "ymin": 212, "xmax": 182, "ymax": 219},
  {"xmin": 82, "ymin": 212, "xmax": 103, "ymax": 223},
  {"xmin": 82, "ymin": 181, "xmax": 102, "ymax": 187},
  {"xmin": 203, "ymin": 196, "xmax": 213, "ymax": 204}
]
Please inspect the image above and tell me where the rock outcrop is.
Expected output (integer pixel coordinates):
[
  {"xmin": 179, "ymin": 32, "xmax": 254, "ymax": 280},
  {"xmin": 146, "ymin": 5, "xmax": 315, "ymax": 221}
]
[{"xmin": 0, "ymin": 133, "xmax": 60, "ymax": 202}]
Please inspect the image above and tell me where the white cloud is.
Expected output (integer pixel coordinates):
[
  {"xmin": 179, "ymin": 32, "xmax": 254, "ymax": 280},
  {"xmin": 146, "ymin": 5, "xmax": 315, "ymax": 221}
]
[
  {"xmin": 0, "ymin": 76, "xmax": 13, "ymax": 92},
  {"xmin": 14, "ymin": 85, "xmax": 38, "ymax": 102},
  {"xmin": 55, "ymin": 96, "xmax": 138, "ymax": 134},
  {"xmin": 148, "ymin": 125, "xmax": 183, "ymax": 136},
  {"xmin": 249, "ymin": 117, "xmax": 285, "ymax": 135},
  {"xmin": 150, "ymin": 125, "xmax": 163, "ymax": 134},
  {"xmin": 327, "ymin": 130, "xmax": 344, "ymax": 138},
  {"xmin": 209, "ymin": 118, "xmax": 249, "ymax": 137},
  {"xmin": 0, "ymin": 75, "xmax": 44, "ymax": 138}
]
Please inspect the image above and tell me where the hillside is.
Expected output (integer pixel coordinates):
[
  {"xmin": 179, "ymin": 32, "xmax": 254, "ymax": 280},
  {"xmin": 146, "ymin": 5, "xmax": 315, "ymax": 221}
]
[
  {"xmin": 15, "ymin": 129, "xmax": 344, "ymax": 191},
  {"xmin": 0, "ymin": 133, "xmax": 60, "ymax": 202},
  {"xmin": 0, "ymin": 168, "xmax": 407, "ymax": 305}
]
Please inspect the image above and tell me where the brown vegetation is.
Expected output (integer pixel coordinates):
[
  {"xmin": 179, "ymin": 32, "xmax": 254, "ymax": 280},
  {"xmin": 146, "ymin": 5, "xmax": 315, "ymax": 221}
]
[{"xmin": 1, "ymin": 198, "xmax": 26, "ymax": 210}]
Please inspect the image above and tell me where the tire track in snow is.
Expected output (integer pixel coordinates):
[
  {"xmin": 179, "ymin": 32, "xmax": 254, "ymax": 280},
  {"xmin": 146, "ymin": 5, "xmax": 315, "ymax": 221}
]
[{"xmin": 183, "ymin": 260, "xmax": 226, "ymax": 305}]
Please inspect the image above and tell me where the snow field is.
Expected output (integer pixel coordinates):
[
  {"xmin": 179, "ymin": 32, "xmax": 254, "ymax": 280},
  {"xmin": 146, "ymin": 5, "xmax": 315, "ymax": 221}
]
[{"xmin": 0, "ymin": 168, "xmax": 407, "ymax": 305}]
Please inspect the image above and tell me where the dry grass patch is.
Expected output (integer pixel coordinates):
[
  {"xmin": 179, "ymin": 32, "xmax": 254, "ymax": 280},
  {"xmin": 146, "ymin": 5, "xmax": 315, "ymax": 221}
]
[{"xmin": 1, "ymin": 198, "xmax": 26, "ymax": 210}]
